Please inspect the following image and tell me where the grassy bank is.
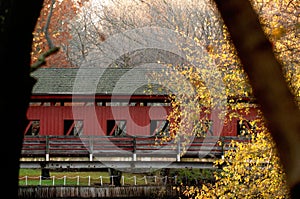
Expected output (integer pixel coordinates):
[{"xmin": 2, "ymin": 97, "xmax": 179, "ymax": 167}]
[
  {"xmin": 19, "ymin": 168, "xmax": 214, "ymax": 186},
  {"xmin": 19, "ymin": 169, "xmax": 151, "ymax": 186}
]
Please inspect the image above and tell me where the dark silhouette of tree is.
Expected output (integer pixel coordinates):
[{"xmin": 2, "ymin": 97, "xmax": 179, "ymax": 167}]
[
  {"xmin": 0, "ymin": 1, "xmax": 44, "ymax": 198},
  {"xmin": 212, "ymin": 0, "xmax": 300, "ymax": 197}
]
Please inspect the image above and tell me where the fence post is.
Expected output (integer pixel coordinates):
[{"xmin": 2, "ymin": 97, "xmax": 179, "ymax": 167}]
[
  {"xmin": 111, "ymin": 176, "xmax": 114, "ymax": 186},
  {"xmin": 77, "ymin": 176, "xmax": 80, "ymax": 186},
  {"xmin": 39, "ymin": 176, "xmax": 42, "ymax": 185}
]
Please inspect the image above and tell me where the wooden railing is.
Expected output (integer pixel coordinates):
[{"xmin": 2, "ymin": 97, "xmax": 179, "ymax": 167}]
[{"xmin": 21, "ymin": 135, "xmax": 250, "ymax": 161}]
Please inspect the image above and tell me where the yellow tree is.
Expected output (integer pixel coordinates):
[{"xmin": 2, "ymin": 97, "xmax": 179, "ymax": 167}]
[
  {"xmin": 212, "ymin": 0, "xmax": 300, "ymax": 196},
  {"xmin": 182, "ymin": 129, "xmax": 290, "ymax": 198},
  {"xmin": 179, "ymin": 0, "xmax": 299, "ymax": 198}
]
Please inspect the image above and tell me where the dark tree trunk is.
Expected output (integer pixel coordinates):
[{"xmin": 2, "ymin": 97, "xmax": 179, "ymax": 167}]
[
  {"xmin": 0, "ymin": 1, "xmax": 44, "ymax": 198},
  {"xmin": 212, "ymin": 0, "xmax": 300, "ymax": 197}
]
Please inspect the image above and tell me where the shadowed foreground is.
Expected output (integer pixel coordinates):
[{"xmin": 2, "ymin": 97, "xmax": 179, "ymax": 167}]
[{"xmin": 18, "ymin": 185, "xmax": 179, "ymax": 199}]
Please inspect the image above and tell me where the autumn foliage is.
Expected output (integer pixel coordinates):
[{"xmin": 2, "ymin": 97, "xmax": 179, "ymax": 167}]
[
  {"xmin": 31, "ymin": 0, "xmax": 88, "ymax": 68},
  {"xmin": 181, "ymin": 119, "xmax": 290, "ymax": 198}
]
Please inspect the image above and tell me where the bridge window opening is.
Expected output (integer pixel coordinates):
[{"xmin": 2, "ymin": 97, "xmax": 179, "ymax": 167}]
[
  {"xmin": 64, "ymin": 120, "xmax": 83, "ymax": 136},
  {"xmin": 29, "ymin": 102, "xmax": 42, "ymax": 106},
  {"xmin": 24, "ymin": 120, "xmax": 40, "ymax": 136},
  {"xmin": 106, "ymin": 102, "xmax": 129, "ymax": 106},
  {"xmin": 237, "ymin": 119, "xmax": 256, "ymax": 136},
  {"xmin": 96, "ymin": 102, "xmax": 104, "ymax": 106},
  {"xmin": 150, "ymin": 120, "xmax": 170, "ymax": 136},
  {"xmin": 128, "ymin": 101, "xmax": 145, "ymax": 106},
  {"xmin": 147, "ymin": 102, "xmax": 170, "ymax": 106},
  {"xmin": 194, "ymin": 120, "xmax": 213, "ymax": 137},
  {"xmin": 107, "ymin": 120, "xmax": 127, "ymax": 136},
  {"xmin": 85, "ymin": 102, "xmax": 95, "ymax": 106}
]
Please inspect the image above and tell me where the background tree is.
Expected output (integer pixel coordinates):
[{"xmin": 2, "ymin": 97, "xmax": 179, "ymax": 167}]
[
  {"xmin": 67, "ymin": 0, "xmax": 240, "ymax": 69},
  {"xmin": 31, "ymin": 0, "xmax": 88, "ymax": 68}
]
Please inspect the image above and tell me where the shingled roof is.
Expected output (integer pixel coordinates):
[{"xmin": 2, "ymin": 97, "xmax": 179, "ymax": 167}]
[{"xmin": 30, "ymin": 67, "xmax": 169, "ymax": 95}]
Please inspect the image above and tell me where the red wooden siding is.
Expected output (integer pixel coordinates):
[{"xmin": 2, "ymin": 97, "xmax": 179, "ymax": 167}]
[
  {"xmin": 26, "ymin": 104, "xmax": 259, "ymax": 137},
  {"xmin": 26, "ymin": 106, "xmax": 171, "ymax": 136}
]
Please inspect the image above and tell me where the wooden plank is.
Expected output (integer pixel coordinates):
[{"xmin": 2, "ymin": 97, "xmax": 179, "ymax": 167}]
[{"xmin": 20, "ymin": 135, "xmax": 252, "ymax": 159}]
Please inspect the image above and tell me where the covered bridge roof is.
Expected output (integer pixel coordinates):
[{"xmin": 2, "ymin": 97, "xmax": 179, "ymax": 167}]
[{"xmin": 30, "ymin": 67, "xmax": 169, "ymax": 96}]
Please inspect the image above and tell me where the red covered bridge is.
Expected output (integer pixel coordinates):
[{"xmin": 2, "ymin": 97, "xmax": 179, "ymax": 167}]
[{"xmin": 21, "ymin": 67, "xmax": 256, "ymax": 170}]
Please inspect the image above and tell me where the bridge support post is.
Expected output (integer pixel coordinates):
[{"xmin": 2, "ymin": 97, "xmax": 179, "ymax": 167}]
[
  {"xmin": 132, "ymin": 153, "xmax": 137, "ymax": 161},
  {"xmin": 176, "ymin": 153, "xmax": 181, "ymax": 162},
  {"xmin": 40, "ymin": 162, "xmax": 50, "ymax": 180},
  {"xmin": 108, "ymin": 168, "xmax": 122, "ymax": 186},
  {"xmin": 45, "ymin": 136, "xmax": 49, "ymax": 161},
  {"xmin": 176, "ymin": 139, "xmax": 181, "ymax": 162},
  {"xmin": 41, "ymin": 168, "xmax": 50, "ymax": 180},
  {"xmin": 132, "ymin": 136, "xmax": 137, "ymax": 161},
  {"xmin": 45, "ymin": 154, "xmax": 49, "ymax": 161}
]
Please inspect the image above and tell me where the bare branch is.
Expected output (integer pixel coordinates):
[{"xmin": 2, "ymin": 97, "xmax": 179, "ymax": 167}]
[
  {"xmin": 30, "ymin": 46, "xmax": 60, "ymax": 72},
  {"xmin": 43, "ymin": 0, "xmax": 56, "ymax": 49}
]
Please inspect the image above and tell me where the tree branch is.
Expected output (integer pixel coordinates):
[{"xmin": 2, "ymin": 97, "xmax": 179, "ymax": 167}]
[
  {"xmin": 30, "ymin": 46, "xmax": 60, "ymax": 72},
  {"xmin": 43, "ymin": 0, "xmax": 56, "ymax": 49}
]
